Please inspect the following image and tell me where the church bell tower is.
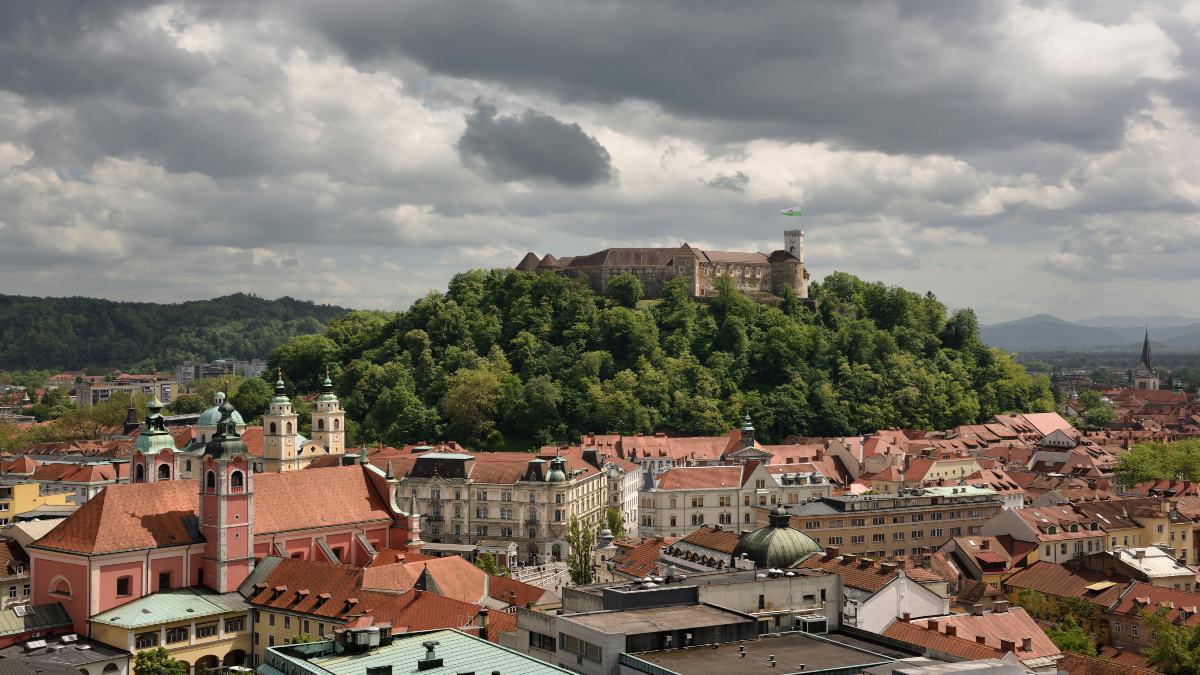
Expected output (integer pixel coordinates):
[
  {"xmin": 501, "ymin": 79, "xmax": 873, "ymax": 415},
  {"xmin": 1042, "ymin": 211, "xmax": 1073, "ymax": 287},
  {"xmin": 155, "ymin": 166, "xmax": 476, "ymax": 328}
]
[
  {"xmin": 310, "ymin": 369, "xmax": 345, "ymax": 457},
  {"xmin": 199, "ymin": 399, "xmax": 254, "ymax": 593},
  {"xmin": 262, "ymin": 370, "xmax": 298, "ymax": 471}
]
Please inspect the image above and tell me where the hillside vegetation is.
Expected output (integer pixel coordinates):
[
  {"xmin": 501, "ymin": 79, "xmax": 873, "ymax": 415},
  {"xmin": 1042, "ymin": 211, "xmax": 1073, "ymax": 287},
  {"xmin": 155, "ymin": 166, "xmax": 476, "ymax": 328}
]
[
  {"xmin": 0, "ymin": 293, "xmax": 348, "ymax": 371},
  {"xmin": 267, "ymin": 270, "xmax": 1054, "ymax": 449}
]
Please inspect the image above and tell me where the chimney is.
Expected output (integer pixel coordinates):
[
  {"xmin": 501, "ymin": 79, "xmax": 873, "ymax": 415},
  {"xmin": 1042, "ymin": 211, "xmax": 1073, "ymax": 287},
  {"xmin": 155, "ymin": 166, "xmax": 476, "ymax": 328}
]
[
  {"xmin": 824, "ymin": 546, "xmax": 840, "ymax": 559},
  {"xmin": 366, "ymin": 668, "xmax": 392, "ymax": 675},
  {"xmin": 1000, "ymin": 639, "xmax": 1016, "ymax": 652},
  {"xmin": 902, "ymin": 612, "xmax": 911, "ymax": 622},
  {"xmin": 944, "ymin": 623, "xmax": 956, "ymax": 637},
  {"xmin": 417, "ymin": 641, "xmax": 443, "ymax": 671},
  {"xmin": 972, "ymin": 604, "xmax": 983, "ymax": 616},
  {"xmin": 993, "ymin": 600, "xmax": 1009, "ymax": 613},
  {"xmin": 927, "ymin": 619, "xmax": 939, "ymax": 631},
  {"xmin": 842, "ymin": 554, "xmax": 857, "ymax": 564},
  {"xmin": 478, "ymin": 607, "xmax": 489, "ymax": 642},
  {"xmin": 1022, "ymin": 636, "xmax": 1033, "ymax": 652},
  {"xmin": 1136, "ymin": 549, "xmax": 1146, "ymax": 559},
  {"xmin": 881, "ymin": 562, "xmax": 898, "ymax": 573}
]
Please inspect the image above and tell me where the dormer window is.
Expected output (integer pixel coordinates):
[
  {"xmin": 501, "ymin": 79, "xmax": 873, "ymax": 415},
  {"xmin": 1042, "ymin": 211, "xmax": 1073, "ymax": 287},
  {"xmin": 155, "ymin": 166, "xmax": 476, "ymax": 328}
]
[
  {"xmin": 1047, "ymin": 525, "xmax": 1058, "ymax": 534},
  {"xmin": 1069, "ymin": 523, "xmax": 1079, "ymax": 533}
]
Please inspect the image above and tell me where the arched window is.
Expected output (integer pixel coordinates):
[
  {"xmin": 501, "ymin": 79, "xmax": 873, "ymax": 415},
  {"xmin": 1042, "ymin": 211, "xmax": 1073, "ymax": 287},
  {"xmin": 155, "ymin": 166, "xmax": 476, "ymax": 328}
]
[
  {"xmin": 334, "ymin": 419, "xmax": 340, "ymax": 430},
  {"xmin": 185, "ymin": 460, "xmax": 192, "ymax": 472},
  {"xmin": 206, "ymin": 472, "xmax": 216, "ymax": 492},
  {"xmin": 269, "ymin": 422, "xmax": 277, "ymax": 435},
  {"xmin": 285, "ymin": 422, "xmax": 292, "ymax": 435},
  {"xmin": 134, "ymin": 464, "xmax": 145, "ymax": 483},
  {"xmin": 103, "ymin": 665, "xmax": 120, "ymax": 673},
  {"xmin": 230, "ymin": 471, "xmax": 244, "ymax": 490},
  {"xmin": 318, "ymin": 419, "xmax": 325, "ymax": 431},
  {"xmin": 157, "ymin": 464, "xmax": 171, "ymax": 480},
  {"xmin": 49, "ymin": 577, "xmax": 71, "ymax": 597}
]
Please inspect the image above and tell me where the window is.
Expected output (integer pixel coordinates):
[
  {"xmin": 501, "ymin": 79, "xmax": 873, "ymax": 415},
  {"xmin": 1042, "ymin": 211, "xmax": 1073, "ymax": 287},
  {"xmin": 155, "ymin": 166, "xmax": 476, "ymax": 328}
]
[
  {"xmin": 158, "ymin": 571, "xmax": 171, "ymax": 590},
  {"xmin": 892, "ymin": 516, "xmax": 905, "ymax": 524},
  {"xmin": 805, "ymin": 521, "xmax": 820, "ymax": 529},
  {"xmin": 851, "ymin": 535, "xmax": 865, "ymax": 544},
  {"xmin": 269, "ymin": 613, "xmax": 275, "ymax": 626},
  {"xmin": 827, "ymin": 536, "xmax": 843, "ymax": 545},
  {"xmin": 949, "ymin": 527, "xmax": 962, "ymax": 536},
  {"xmin": 555, "ymin": 494, "xmax": 564, "ymax": 504},
  {"xmin": 157, "ymin": 464, "xmax": 171, "ymax": 480},
  {"xmin": 872, "ymin": 533, "xmax": 885, "ymax": 542},
  {"xmin": 1112, "ymin": 622, "xmax": 1122, "ymax": 634},
  {"xmin": 284, "ymin": 616, "xmax": 291, "ymax": 629},
  {"xmin": 912, "ymin": 514, "xmax": 925, "ymax": 522},
  {"xmin": 1131, "ymin": 624, "xmax": 1140, "ymax": 637},
  {"xmin": 756, "ymin": 479, "xmax": 766, "ymax": 489},
  {"xmin": 6, "ymin": 586, "xmax": 14, "ymax": 599},
  {"xmin": 166, "ymin": 627, "xmax": 188, "ymax": 644},
  {"xmin": 254, "ymin": 632, "xmax": 260, "ymax": 645},
  {"xmin": 931, "ymin": 512, "xmax": 943, "ymax": 521},
  {"xmin": 670, "ymin": 516, "xmax": 677, "ymax": 527},
  {"xmin": 269, "ymin": 422, "xmax": 277, "ymax": 434},
  {"xmin": 225, "ymin": 617, "xmax": 245, "ymax": 632},
  {"xmin": 1060, "ymin": 543, "xmax": 1068, "ymax": 555},
  {"xmin": 529, "ymin": 631, "xmax": 556, "ymax": 652},
  {"xmin": 477, "ymin": 490, "xmax": 487, "ymax": 501},
  {"xmin": 477, "ymin": 525, "xmax": 488, "ymax": 537},
  {"xmin": 502, "ymin": 491, "xmax": 512, "ymax": 501},
  {"xmin": 135, "ymin": 633, "xmax": 158, "ymax": 649},
  {"xmin": 555, "ymin": 510, "xmax": 563, "ymax": 522},
  {"xmin": 911, "ymin": 530, "xmax": 924, "ymax": 539},
  {"xmin": 851, "ymin": 518, "xmax": 865, "ymax": 527},
  {"xmin": 20, "ymin": 584, "xmax": 28, "ymax": 596},
  {"xmin": 269, "ymin": 635, "xmax": 275, "ymax": 647},
  {"xmin": 206, "ymin": 471, "xmax": 216, "ymax": 492},
  {"xmin": 116, "ymin": 576, "xmax": 132, "ymax": 597},
  {"xmin": 231, "ymin": 471, "xmax": 244, "ymax": 490},
  {"xmin": 196, "ymin": 623, "xmax": 217, "ymax": 638},
  {"xmin": 931, "ymin": 528, "xmax": 943, "ymax": 538},
  {"xmin": 892, "ymin": 532, "xmax": 905, "ymax": 540}
]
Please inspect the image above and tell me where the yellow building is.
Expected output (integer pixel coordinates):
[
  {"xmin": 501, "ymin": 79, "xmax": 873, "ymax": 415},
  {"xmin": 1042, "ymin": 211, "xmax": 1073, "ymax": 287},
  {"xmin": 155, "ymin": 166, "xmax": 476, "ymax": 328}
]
[
  {"xmin": 0, "ymin": 482, "xmax": 70, "ymax": 525},
  {"xmin": 1075, "ymin": 498, "xmax": 1193, "ymax": 563},
  {"xmin": 89, "ymin": 588, "xmax": 250, "ymax": 673}
]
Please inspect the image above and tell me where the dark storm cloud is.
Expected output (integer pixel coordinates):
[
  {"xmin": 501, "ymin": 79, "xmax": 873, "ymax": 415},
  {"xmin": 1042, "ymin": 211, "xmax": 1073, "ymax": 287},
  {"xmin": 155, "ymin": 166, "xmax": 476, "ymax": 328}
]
[
  {"xmin": 705, "ymin": 171, "xmax": 750, "ymax": 192},
  {"xmin": 455, "ymin": 99, "xmax": 613, "ymax": 186},
  {"xmin": 297, "ymin": 0, "xmax": 1167, "ymax": 155}
]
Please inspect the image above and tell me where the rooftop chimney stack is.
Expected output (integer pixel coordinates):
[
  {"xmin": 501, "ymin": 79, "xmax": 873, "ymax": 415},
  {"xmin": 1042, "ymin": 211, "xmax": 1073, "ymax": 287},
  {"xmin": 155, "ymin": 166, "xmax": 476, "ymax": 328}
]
[
  {"xmin": 1022, "ymin": 637, "xmax": 1033, "ymax": 652},
  {"xmin": 417, "ymin": 641, "xmax": 443, "ymax": 672}
]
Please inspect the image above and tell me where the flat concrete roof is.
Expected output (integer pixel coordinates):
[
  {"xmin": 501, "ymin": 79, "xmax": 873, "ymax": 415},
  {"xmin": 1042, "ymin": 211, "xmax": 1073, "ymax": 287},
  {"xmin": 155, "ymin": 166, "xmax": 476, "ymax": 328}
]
[
  {"xmin": 565, "ymin": 603, "xmax": 749, "ymax": 635},
  {"xmin": 626, "ymin": 632, "xmax": 907, "ymax": 675}
]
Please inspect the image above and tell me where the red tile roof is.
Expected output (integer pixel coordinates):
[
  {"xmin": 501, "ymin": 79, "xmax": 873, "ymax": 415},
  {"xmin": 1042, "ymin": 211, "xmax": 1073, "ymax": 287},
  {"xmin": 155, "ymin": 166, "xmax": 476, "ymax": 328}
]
[
  {"xmin": 794, "ymin": 551, "xmax": 945, "ymax": 592},
  {"xmin": 1110, "ymin": 581, "xmax": 1200, "ymax": 627},
  {"xmin": 887, "ymin": 608, "xmax": 1060, "ymax": 664},
  {"xmin": 655, "ymin": 466, "xmax": 743, "ymax": 490},
  {"xmin": 612, "ymin": 538, "xmax": 667, "ymax": 578},
  {"xmin": 1002, "ymin": 561, "xmax": 1130, "ymax": 607},
  {"xmin": 34, "ymin": 464, "xmax": 393, "ymax": 555},
  {"xmin": 249, "ymin": 557, "xmax": 372, "ymax": 619},
  {"xmin": 677, "ymin": 526, "xmax": 741, "ymax": 555},
  {"xmin": 356, "ymin": 589, "xmax": 482, "ymax": 634},
  {"xmin": 487, "ymin": 574, "xmax": 550, "ymax": 607}
]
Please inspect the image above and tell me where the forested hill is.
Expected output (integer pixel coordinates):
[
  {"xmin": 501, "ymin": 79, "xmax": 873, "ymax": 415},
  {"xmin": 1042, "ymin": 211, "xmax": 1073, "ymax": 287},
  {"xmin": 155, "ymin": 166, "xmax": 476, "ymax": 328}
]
[
  {"xmin": 0, "ymin": 293, "xmax": 348, "ymax": 371},
  {"xmin": 267, "ymin": 270, "xmax": 1055, "ymax": 448}
]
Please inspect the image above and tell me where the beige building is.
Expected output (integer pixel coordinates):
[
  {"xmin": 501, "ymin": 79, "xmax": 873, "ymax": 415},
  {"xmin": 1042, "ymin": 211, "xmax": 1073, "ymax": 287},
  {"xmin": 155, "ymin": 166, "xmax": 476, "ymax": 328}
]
[
  {"xmin": 393, "ymin": 449, "xmax": 608, "ymax": 564},
  {"xmin": 639, "ymin": 460, "xmax": 832, "ymax": 538},
  {"xmin": 76, "ymin": 377, "xmax": 178, "ymax": 408},
  {"xmin": 774, "ymin": 486, "xmax": 1005, "ymax": 559},
  {"xmin": 261, "ymin": 373, "xmax": 346, "ymax": 472}
]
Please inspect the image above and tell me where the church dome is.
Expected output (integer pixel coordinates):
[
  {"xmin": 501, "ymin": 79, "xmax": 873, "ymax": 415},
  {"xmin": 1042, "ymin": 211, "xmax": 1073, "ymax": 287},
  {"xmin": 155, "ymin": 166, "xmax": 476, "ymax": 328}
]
[
  {"xmin": 732, "ymin": 505, "xmax": 821, "ymax": 569},
  {"xmin": 546, "ymin": 456, "xmax": 568, "ymax": 483},
  {"xmin": 198, "ymin": 392, "xmax": 245, "ymax": 427}
]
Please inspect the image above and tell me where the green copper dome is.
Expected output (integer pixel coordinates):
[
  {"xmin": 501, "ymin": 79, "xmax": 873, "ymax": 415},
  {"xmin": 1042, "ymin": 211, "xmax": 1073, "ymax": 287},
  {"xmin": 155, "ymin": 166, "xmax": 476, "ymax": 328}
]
[
  {"xmin": 732, "ymin": 505, "xmax": 821, "ymax": 569},
  {"xmin": 134, "ymin": 392, "xmax": 176, "ymax": 455},
  {"xmin": 204, "ymin": 399, "xmax": 248, "ymax": 458},
  {"xmin": 198, "ymin": 392, "xmax": 245, "ymax": 427},
  {"xmin": 546, "ymin": 456, "xmax": 568, "ymax": 483},
  {"xmin": 317, "ymin": 368, "xmax": 338, "ymax": 403}
]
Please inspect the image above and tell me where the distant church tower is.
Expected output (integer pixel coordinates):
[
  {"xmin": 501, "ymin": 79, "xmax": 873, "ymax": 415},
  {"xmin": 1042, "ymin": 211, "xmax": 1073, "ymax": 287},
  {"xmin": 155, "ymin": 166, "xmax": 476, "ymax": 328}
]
[
  {"xmin": 784, "ymin": 229, "xmax": 804, "ymax": 263},
  {"xmin": 311, "ymin": 370, "xmax": 345, "ymax": 456},
  {"xmin": 1133, "ymin": 329, "xmax": 1159, "ymax": 390},
  {"xmin": 199, "ymin": 399, "xmax": 254, "ymax": 592},
  {"xmin": 262, "ymin": 371, "xmax": 299, "ymax": 472}
]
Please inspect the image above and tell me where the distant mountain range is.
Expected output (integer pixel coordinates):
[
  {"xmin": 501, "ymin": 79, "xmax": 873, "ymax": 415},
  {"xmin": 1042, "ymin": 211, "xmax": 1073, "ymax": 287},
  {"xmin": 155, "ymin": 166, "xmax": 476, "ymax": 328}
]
[{"xmin": 981, "ymin": 314, "xmax": 1200, "ymax": 352}]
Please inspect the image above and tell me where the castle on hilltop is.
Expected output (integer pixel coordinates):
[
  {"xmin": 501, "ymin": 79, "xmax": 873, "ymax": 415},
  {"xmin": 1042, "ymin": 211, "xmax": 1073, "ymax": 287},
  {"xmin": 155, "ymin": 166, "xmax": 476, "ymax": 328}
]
[{"xmin": 516, "ymin": 229, "xmax": 810, "ymax": 300}]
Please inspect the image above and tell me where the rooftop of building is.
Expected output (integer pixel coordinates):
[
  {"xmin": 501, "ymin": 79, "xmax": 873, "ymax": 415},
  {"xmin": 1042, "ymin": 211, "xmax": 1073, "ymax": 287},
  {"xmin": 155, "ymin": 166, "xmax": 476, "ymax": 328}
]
[
  {"xmin": 0, "ymin": 633, "xmax": 126, "ymax": 667},
  {"xmin": 90, "ymin": 588, "xmax": 245, "ymax": 629},
  {"xmin": 1113, "ymin": 545, "xmax": 1198, "ymax": 578},
  {"xmin": 0, "ymin": 603, "xmax": 71, "ymax": 638},
  {"xmin": 262, "ymin": 628, "xmax": 569, "ymax": 675},
  {"xmin": 623, "ymin": 632, "xmax": 908, "ymax": 675},
  {"xmin": 563, "ymin": 603, "xmax": 751, "ymax": 635}
]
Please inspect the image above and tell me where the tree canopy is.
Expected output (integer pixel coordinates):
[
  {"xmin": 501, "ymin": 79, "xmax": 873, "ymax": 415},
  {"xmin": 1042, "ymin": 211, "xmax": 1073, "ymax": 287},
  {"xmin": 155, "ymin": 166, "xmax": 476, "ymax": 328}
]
[
  {"xmin": 1116, "ymin": 440, "xmax": 1200, "ymax": 485},
  {"xmin": 0, "ymin": 292, "xmax": 346, "ymax": 371},
  {"xmin": 267, "ymin": 269, "xmax": 1053, "ymax": 448}
]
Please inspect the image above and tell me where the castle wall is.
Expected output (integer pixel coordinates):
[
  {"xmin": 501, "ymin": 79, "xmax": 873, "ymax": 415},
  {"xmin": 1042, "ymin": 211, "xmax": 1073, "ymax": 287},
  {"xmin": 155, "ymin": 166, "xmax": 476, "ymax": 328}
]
[{"xmin": 697, "ymin": 262, "xmax": 775, "ymax": 296}]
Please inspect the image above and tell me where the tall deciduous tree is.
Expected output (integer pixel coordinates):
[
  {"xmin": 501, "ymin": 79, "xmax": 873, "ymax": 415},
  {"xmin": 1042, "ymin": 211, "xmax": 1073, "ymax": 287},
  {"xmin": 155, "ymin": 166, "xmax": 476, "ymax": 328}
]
[
  {"xmin": 566, "ymin": 516, "xmax": 596, "ymax": 585},
  {"xmin": 134, "ymin": 648, "xmax": 187, "ymax": 675}
]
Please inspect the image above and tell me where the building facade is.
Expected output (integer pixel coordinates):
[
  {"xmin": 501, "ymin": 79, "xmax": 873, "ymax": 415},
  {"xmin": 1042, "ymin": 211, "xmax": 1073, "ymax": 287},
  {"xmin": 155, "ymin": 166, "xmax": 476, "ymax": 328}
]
[
  {"xmin": 76, "ymin": 377, "xmax": 178, "ymax": 409},
  {"xmin": 516, "ymin": 231, "xmax": 810, "ymax": 300}
]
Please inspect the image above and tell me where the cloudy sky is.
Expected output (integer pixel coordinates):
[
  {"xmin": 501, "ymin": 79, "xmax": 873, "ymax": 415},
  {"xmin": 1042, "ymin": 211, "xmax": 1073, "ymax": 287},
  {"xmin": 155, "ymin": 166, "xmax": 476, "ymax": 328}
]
[{"xmin": 2, "ymin": 1, "xmax": 1200, "ymax": 322}]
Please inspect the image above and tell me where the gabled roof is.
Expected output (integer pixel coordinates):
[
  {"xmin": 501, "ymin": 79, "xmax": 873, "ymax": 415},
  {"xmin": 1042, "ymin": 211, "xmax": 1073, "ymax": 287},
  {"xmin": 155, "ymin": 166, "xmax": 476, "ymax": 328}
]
[
  {"xmin": 794, "ymin": 550, "xmax": 945, "ymax": 593},
  {"xmin": 677, "ymin": 526, "xmax": 741, "ymax": 555},
  {"xmin": 885, "ymin": 608, "xmax": 1060, "ymax": 665},
  {"xmin": 611, "ymin": 538, "xmax": 668, "ymax": 578},
  {"xmin": 33, "ymin": 465, "xmax": 393, "ymax": 555},
  {"xmin": 357, "ymin": 590, "xmax": 482, "ymax": 634},
  {"xmin": 1110, "ymin": 581, "xmax": 1200, "ymax": 626},
  {"xmin": 655, "ymin": 465, "xmax": 743, "ymax": 490},
  {"xmin": 1002, "ymin": 561, "xmax": 1130, "ymax": 607}
]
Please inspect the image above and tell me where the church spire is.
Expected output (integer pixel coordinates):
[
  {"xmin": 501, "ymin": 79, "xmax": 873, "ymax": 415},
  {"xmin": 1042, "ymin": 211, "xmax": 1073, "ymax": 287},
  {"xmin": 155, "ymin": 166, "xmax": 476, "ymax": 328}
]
[{"xmin": 1140, "ymin": 327, "xmax": 1154, "ymax": 373}]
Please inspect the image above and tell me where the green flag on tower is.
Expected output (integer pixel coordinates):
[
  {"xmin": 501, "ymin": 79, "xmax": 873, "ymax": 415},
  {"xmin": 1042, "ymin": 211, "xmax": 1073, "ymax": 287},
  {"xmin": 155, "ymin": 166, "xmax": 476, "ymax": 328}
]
[{"xmin": 781, "ymin": 206, "xmax": 803, "ymax": 217}]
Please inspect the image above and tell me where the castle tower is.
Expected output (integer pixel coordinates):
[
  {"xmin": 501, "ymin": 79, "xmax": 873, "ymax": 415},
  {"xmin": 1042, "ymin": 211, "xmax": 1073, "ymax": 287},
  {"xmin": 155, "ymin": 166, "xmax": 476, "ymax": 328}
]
[
  {"xmin": 262, "ymin": 371, "xmax": 299, "ymax": 472},
  {"xmin": 310, "ymin": 369, "xmax": 345, "ymax": 456},
  {"xmin": 199, "ymin": 399, "xmax": 255, "ymax": 592},
  {"xmin": 784, "ymin": 229, "xmax": 804, "ymax": 263},
  {"xmin": 132, "ymin": 389, "xmax": 176, "ymax": 483},
  {"xmin": 1133, "ymin": 329, "xmax": 1159, "ymax": 390}
]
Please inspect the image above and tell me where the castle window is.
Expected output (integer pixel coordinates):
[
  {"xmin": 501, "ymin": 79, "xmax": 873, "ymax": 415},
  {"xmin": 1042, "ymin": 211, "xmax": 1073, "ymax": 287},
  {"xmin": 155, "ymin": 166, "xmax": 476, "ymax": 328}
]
[
  {"xmin": 206, "ymin": 471, "xmax": 217, "ymax": 493},
  {"xmin": 157, "ymin": 464, "xmax": 171, "ymax": 480}
]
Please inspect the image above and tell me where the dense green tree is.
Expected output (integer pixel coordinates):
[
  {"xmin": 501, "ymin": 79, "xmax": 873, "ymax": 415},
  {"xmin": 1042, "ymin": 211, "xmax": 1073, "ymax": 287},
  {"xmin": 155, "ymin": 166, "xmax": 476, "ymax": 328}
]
[
  {"xmin": 134, "ymin": 648, "xmax": 187, "ymax": 675},
  {"xmin": 604, "ymin": 507, "xmax": 626, "ymax": 538},
  {"xmin": 0, "ymin": 293, "xmax": 345, "ymax": 371},
  {"xmin": 1116, "ymin": 440, "xmax": 1200, "ymax": 485},
  {"xmin": 168, "ymin": 394, "xmax": 207, "ymax": 414},
  {"xmin": 1077, "ymin": 389, "xmax": 1103, "ymax": 409},
  {"xmin": 474, "ymin": 551, "xmax": 508, "ymax": 576},
  {"xmin": 1046, "ymin": 616, "xmax": 1097, "ymax": 656},
  {"xmin": 255, "ymin": 268, "xmax": 1052, "ymax": 449},
  {"xmin": 1145, "ymin": 608, "xmax": 1200, "ymax": 675},
  {"xmin": 605, "ymin": 273, "xmax": 644, "ymax": 309},
  {"xmin": 229, "ymin": 377, "xmax": 273, "ymax": 422},
  {"xmin": 566, "ymin": 515, "xmax": 596, "ymax": 585}
]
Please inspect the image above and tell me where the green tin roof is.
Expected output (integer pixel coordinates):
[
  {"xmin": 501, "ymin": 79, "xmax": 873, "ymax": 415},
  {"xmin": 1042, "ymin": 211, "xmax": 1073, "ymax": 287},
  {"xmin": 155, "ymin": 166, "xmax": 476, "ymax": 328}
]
[
  {"xmin": 733, "ymin": 505, "xmax": 822, "ymax": 569},
  {"xmin": 90, "ymin": 589, "xmax": 246, "ymax": 629}
]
